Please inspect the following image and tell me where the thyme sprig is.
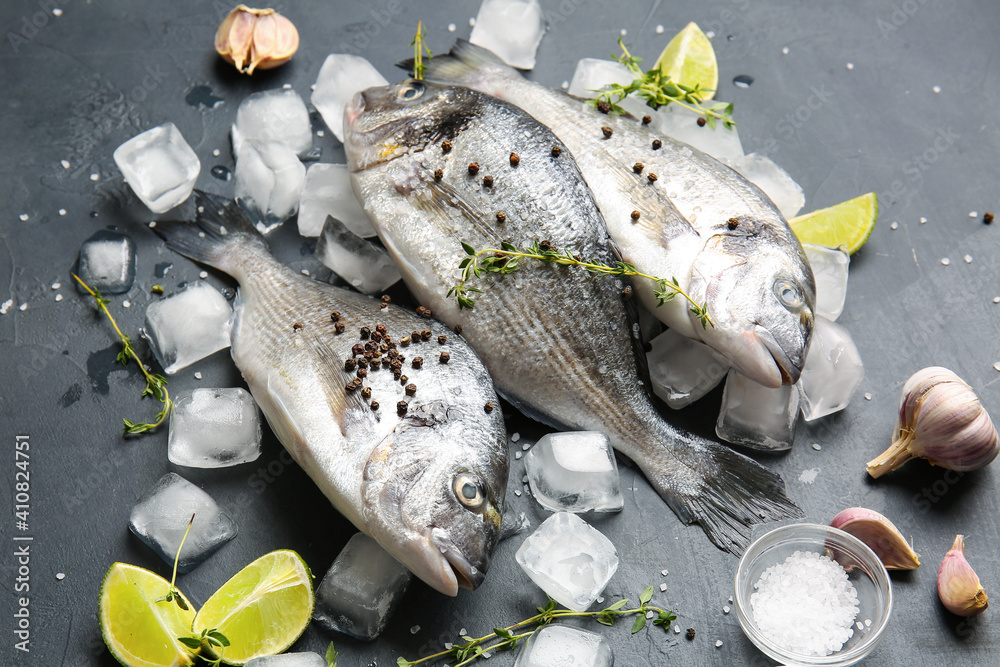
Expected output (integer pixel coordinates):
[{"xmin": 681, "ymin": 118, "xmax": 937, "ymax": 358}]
[
  {"xmin": 73, "ymin": 273, "xmax": 172, "ymax": 435},
  {"xmin": 397, "ymin": 586, "xmax": 676, "ymax": 667},
  {"xmin": 589, "ymin": 38, "xmax": 735, "ymax": 130},
  {"xmin": 410, "ymin": 20, "xmax": 432, "ymax": 80},
  {"xmin": 157, "ymin": 513, "xmax": 195, "ymax": 611},
  {"xmin": 448, "ymin": 241, "xmax": 713, "ymax": 329}
]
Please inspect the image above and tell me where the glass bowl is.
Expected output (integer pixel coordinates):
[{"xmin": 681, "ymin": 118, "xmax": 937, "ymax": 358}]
[{"xmin": 733, "ymin": 523, "xmax": 893, "ymax": 666}]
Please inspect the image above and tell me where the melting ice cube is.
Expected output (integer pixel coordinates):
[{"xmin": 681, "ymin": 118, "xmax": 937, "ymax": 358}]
[
  {"xmin": 524, "ymin": 432, "xmax": 623, "ymax": 513},
  {"xmin": 75, "ymin": 230, "xmax": 136, "ymax": 295},
  {"xmin": 646, "ymin": 329, "xmax": 729, "ymax": 408},
  {"xmin": 798, "ymin": 316, "xmax": 864, "ymax": 421},
  {"xmin": 315, "ymin": 217, "xmax": 401, "ymax": 295},
  {"xmin": 233, "ymin": 89, "xmax": 313, "ymax": 157},
  {"xmin": 312, "ymin": 533, "xmax": 412, "ymax": 641},
  {"xmin": 513, "ymin": 625, "xmax": 613, "ymax": 667},
  {"xmin": 298, "ymin": 163, "xmax": 375, "ymax": 238},
  {"xmin": 803, "ymin": 244, "xmax": 849, "ymax": 321},
  {"xmin": 144, "ymin": 281, "xmax": 233, "ymax": 375},
  {"xmin": 113, "ymin": 122, "xmax": 200, "ymax": 213},
  {"xmin": 234, "ymin": 139, "xmax": 306, "ymax": 230},
  {"xmin": 653, "ymin": 104, "xmax": 744, "ymax": 163},
  {"xmin": 128, "ymin": 473, "xmax": 237, "ymax": 573},
  {"xmin": 168, "ymin": 388, "xmax": 262, "ymax": 468},
  {"xmin": 716, "ymin": 370, "xmax": 800, "ymax": 451},
  {"xmin": 245, "ymin": 654, "xmax": 326, "ymax": 667},
  {"xmin": 725, "ymin": 152, "xmax": 805, "ymax": 219},
  {"xmin": 312, "ymin": 55, "xmax": 389, "ymax": 143},
  {"xmin": 469, "ymin": 0, "xmax": 546, "ymax": 70},
  {"xmin": 515, "ymin": 512, "xmax": 618, "ymax": 612}
]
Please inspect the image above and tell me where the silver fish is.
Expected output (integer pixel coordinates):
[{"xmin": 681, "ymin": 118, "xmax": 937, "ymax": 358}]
[
  {"xmin": 154, "ymin": 193, "xmax": 507, "ymax": 596},
  {"xmin": 344, "ymin": 80, "xmax": 801, "ymax": 553},
  {"xmin": 416, "ymin": 41, "xmax": 816, "ymax": 389}
]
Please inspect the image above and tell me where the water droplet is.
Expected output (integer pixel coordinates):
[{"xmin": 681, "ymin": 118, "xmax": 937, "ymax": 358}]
[
  {"xmin": 732, "ymin": 74, "xmax": 754, "ymax": 89},
  {"xmin": 210, "ymin": 165, "xmax": 232, "ymax": 181},
  {"xmin": 185, "ymin": 85, "xmax": 224, "ymax": 109}
]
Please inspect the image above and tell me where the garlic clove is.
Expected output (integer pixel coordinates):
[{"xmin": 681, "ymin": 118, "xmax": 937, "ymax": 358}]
[
  {"xmin": 216, "ymin": 6, "xmax": 257, "ymax": 72},
  {"xmin": 830, "ymin": 507, "xmax": 920, "ymax": 570},
  {"xmin": 248, "ymin": 11, "xmax": 299, "ymax": 73},
  {"xmin": 938, "ymin": 535, "xmax": 988, "ymax": 616},
  {"xmin": 868, "ymin": 366, "xmax": 999, "ymax": 478}
]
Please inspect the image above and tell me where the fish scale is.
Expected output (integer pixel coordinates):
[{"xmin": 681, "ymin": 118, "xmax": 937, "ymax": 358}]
[
  {"xmin": 154, "ymin": 192, "xmax": 507, "ymax": 597},
  {"xmin": 346, "ymin": 80, "xmax": 802, "ymax": 554}
]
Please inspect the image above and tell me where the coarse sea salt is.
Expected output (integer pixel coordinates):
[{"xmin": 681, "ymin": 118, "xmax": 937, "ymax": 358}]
[{"xmin": 751, "ymin": 550, "xmax": 860, "ymax": 657}]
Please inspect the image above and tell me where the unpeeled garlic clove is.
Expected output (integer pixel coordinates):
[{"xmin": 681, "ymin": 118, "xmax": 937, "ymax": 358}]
[
  {"xmin": 215, "ymin": 5, "xmax": 298, "ymax": 75},
  {"xmin": 867, "ymin": 366, "xmax": 999, "ymax": 478},
  {"xmin": 830, "ymin": 507, "xmax": 920, "ymax": 570},
  {"xmin": 938, "ymin": 534, "xmax": 988, "ymax": 616}
]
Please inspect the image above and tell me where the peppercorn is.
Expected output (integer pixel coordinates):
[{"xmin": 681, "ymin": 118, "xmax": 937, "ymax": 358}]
[
  {"xmin": 434, "ymin": 168, "xmax": 443, "ymax": 181},
  {"xmin": 652, "ymin": 138, "xmax": 662, "ymax": 150},
  {"xmin": 397, "ymin": 401, "xmax": 408, "ymax": 414},
  {"xmin": 421, "ymin": 329, "xmax": 432, "ymax": 341},
  {"xmin": 482, "ymin": 175, "xmax": 494, "ymax": 187},
  {"xmin": 510, "ymin": 152, "xmax": 520, "ymax": 166},
  {"xmin": 496, "ymin": 211, "xmax": 506, "ymax": 223},
  {"xmin": 631, "ymin": 210, "xmax": 641, "ymax": 221},
  {"xmin": 468, "ymin": 162, "xmax": 479, "ymax": 175},
  {"xmin": 405, "ymin": 383, "xmax": 417, "ymax": 396},
  {"xmin": 633, "ymin": 162, "xmax": 644, "ymax": 174},
  {"xmin": 439, "ymin": 351, "xmax": 450, "ymax": 364},
  {"xmin": 370, "ymin": 400, "xmax": 379, "ymax": 411},
  {"xmin": 412, "ymin": 330, "xmax": 422, "ymax": 341},
  {"xmin": 351, "ymin": 343, "xmax": 364, "ymax": 357},
  {"xmin": 334, "ymin": 321, "xmax": 346, "ymax": 334},
  {"xmin": 438, "ymin": 335, "xmax": 448, "ymax": 344},
  {"xmin": 357, "ymin": 358, "xmax": 368, "ymax": 369},
  {"xmin": 551, "ymin": 145, "xmax": 562, "ymax": 157},
  {"xmin": 356, "ymin": 368, "xmax": 367, "ymax": 379},
  {"xmin": 416, "ymin": 306, "xmax": 432, "ymax": 318},
  {"xmin": 696, "ymin": 117, "xmax": 707, "ymax": 127},
  {"xmin": 412, "ymin": 357, "xmax": 423, "ymax": 369},
  {"xmin": 484, "ymin": 401, "xmax": 495, "ymax": 413},
  {"xmin": 401, "ymin": 336, "xmax": 411, "ymax": 347},
  {"xmin": 686, "ymin": 628, "xmax": 696, "ymax": 640},
  {"xmin": 985, "ymin": 212, "xmax": 994, "ymax": 224},
  {"xmin": 330, "ymin": 311, "xmax": 341, "ymax": 322},
  {"xmin": 727, "ymin": 217, "xmax": 739, "ymax": 230},
  {"xmin": 442, "ymin": 140, "xmax": 452, "ymax": 153},
  {"xmin": 642, "ymin": 115, "xmax": 652, "ymax": 125},
  {"xmin": 647, "ymin": 173, "xmax": 658, "ymax": 183},
  {"xmin": 381, "ymin": 294, "xmax": 391, "ymax": 304},
  {"xmin": 597, "ymin": 101, "xmax": 612, "ymax": 114},
  {"xmin": 454, "ymin": 324, "xmax": 463, "ymax": 334},
  {"xmin": 360, "ymin": 326, "xmax": 370, "ymax": 339},
  {"xmin": 292, "ymin": 322, "xmax": 303, "ymax": 331},
  {"xmin": 622, "ymin": 286, "xmax": 632, "ymax": 299},
  {"xmin": 601, "ymin": 126, "xmax": 613, "ymax": 139},
  {"xmin": 361, "ymin": 386, "xmax": 372, "ymax": 400}
]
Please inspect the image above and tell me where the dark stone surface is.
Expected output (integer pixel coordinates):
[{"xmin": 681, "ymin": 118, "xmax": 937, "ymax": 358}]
[{"xmin": 1, "ymin": 1, "xmax": 998, "ymax": 665}]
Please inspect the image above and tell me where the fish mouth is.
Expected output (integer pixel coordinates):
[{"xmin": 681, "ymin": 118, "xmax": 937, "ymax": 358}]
[
  {"xmin": 754, "ymin": 325, "xmax": 802, "ymax": 386},
  {"xmin": 345, "ymin": 91, "xmax": 366, "ymax": 127},
  {"xmin": 428, "ymin": 527, "xmax": 487, "ymax": 592}
]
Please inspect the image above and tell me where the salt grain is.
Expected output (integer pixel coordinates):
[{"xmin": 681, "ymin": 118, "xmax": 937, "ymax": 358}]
[
  {"xmin": 812, "ymin": 443, "xmax": 822, "ymax": 451},
  {"xmin": 194, "ymin": 372, "xmax": 203, "ymax": 380},
  {"xmin": 890, "ymin": 222, "xmax": 898, "ymax": 230},
  {"xmin": 646, "ymin": 610, "xmax": 655, "ymax": 619},
  {"xmin": 782, "ymin": 46, "xmax": 789, "ymax": 55},
  {"xmin": 596, "ymin": 597, "xmax": 603, "ymax": 604},
  {"xmin": 212, "ymin": 149, "xmax": 221, "ymax": 157},
  {"xmin": 56, "ymin": 572, "xmax": 66, "ymax": 580},
  {"xmin": 317, "ymin": 130, "xmax": 325, "ymax": 137},
  {"xmin": 620, "ymin": 29, "xmax": 627, "ymax": 36},
  {"xmin": 469, "ymin": 17, "xmax": 475, "ymax": 26},
  {"xmin": 448, "ymin": 23, "xmax": 456, "ymax": 32},
  {"xmin": 659, "ymin": 583, "xmax": 667, "ymax": 592},
  {"xmin": 522, "ymin": 443, "xmax": 530, "ymax": 451},
  {"xmin": 932, "ymin": 85, "xmax": 941, "ymax": 93},
  {"xmin": 410, "ymin": 625, "xmax": 420, "ymax": 634},
  {"xmin": 90, "ymin": 173, "xmax": 99, "ymax": 181},
  {"xmin": 514, "ymin": 451, "xmax": 522, "ymax": 460},
  {"xmin": 55, "ymin": 294, "xmax": 63, "ymax": 302},
  {"xmin": 60, "ymin": 159, "xmax": 71, "ymax": 169},
  {"xmin": 58, "ymin": 209, "xmax": 67, "ymax": 216},
  {"xmin": 941, "ymin": 258, "xmax": 951, "ymax": 266},
  {"xmin": 706, "ymin": 30, "xmax": 715, "ymax": 38},
  {"xmin": 200, "ymin": 271, "xmax": 209, "ymax": 279},
  {"xmin": 715, "ymin": 640, "xmax": 723, "ymax": 648},
  {"xmin": 561, "ymin": 81, "xmax": 569, "ymax": 90},
  {"xmin": 122, "ymin": 300, "xmax": 131, "ymax": 308},
  {"xmin": 964, "ymin": 255, "xmax": 973, "ymax": 263},
  {"xmin": 969, "ymin": 211, "xmax": 978, "ymax": 218},
  {"xmin": 19, "ymin": 213, "xmax": 28, "ymax": 221},
  {"xmin": 51, "ymin": 282, "xmax": 61, "ymax": 290},
  {"xmin": 661, "ymin": 569, "xmax": 668, "ymax": 576},
  {"xmin": 511, "ymin": 432, "xmax": 520, "ymax": 442},
  {"xmin": 674, "ymin": 625, "xmax": 681, "ymax": 634},
  {"xmin": 846, "ymin": 63, "xmax": 854, "ymax": 70},
  {"xmin": 723, "ymin": 605, "xmax": 730, "ymax": 614},
  {"xmin": 0, "ymin": 300, "xmax": 11, "ymax": 314},
  {"xmin": 919, "ymin": 216, "xmax": 927, "ymax": 224},
  {"xmin": 993, "ymin": 362, "xmax": 1000, "ymax": 372},
  {"xmin": 993, "ymin": 297, "xmax": 1000, "ymax": 304},
  {"xmin": 514, "ymin": 489, "xmax": 521, "ymax": 496},
  {"xmin": 301, "ymin": 269, "xmax": 310, "ymax": 276},
  {"xmin": 656, "ymin": 25, "xmax": 664, "ymax": 34},
  {"xmin": 19, "ymin": 303, "xmax": 27, "ymax": 311},
  {"xmin": 52, "ymin": 7, "xmax": 63, "ymax": 16},
  {"xmin": 864, "ymin": 392, "xmax": 872, "ymax": 400}
]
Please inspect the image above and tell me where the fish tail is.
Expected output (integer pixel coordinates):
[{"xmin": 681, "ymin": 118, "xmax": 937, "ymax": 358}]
[
  {"xmin": 642, "ymin": 433, "xmax": 804, "ymax": 555},
  {"xmin": 151, "ymin": 191, "xmax": 270, "ymax": 279},
  {"xmin": 398, "ymin": 39, "xmax": 516, "ymax": 86}
]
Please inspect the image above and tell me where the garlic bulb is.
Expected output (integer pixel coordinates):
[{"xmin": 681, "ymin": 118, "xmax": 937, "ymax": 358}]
[
  {"xmin": 830, "ymin": 507, "xmax": 920, "ymax": 570},
  {"xmin": 867, "ymin": 366, "xmax": 998, "ymax": 478},
  {"xmin": 215, "ymin": 6, "xmax": 299, "ymax": 75},
  {"xmin": 938, "ymin": 535, "xmax": 988, "ymax": 616}
]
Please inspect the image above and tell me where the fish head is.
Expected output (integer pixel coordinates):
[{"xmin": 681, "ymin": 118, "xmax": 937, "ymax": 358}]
[
  {"xmin": 344, "ymin": 79, "xmax": 479, "ymax": 172},
  {"xmin": 688, "ymin": 219, "xmax": 815, "ymax": 388},
  {"xmin": 361, "ymin": 401, "xmax": 508, "ymax": 596}
]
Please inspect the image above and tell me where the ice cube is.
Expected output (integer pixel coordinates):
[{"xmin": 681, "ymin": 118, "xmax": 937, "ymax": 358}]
[
  {"xmin": 798, "ymin": 316, "xmax": 865, "ymax": 421},
  {"xmin": 716, "ymin": 370, "xmax": 800, "ymax": 451},
  {"xmin": 168, "ymin": 388, "xmax": 262, "ymax": 468},
  {"xmin": 312, "ymin": 533, "xmax": 412, "ymax": 641},
  {"xmin": 245, "ymin": 654, "xmax": 326, "ymax": 667},
  {"xmin": 113, "ymin": 122, "xmax": 200, "ymax": 213},
  {"xmin": 803, "ymin": 244, "xmax": 849, "ymax": 321},
  {"xmin": 567, "ymin": 58, "xmax": 651, "ymax": 118},
  {"xmin": 469, "ymin": 0, "xmax": 546, "ymax": 70},
  {"xmin": 316, "ymin": 217, "xmax": 401, "ymax": 295},
  {"xmin": 298, "ymin": 163, "xmax": 375, "ymax": 238},
  {"xmin": 524, "ymin": 432, "xmax": 623, "ymax": 513},
  {"xmin": 144, "ymin": 281, "xmax": 233, "ymax": 375},
  {"xmin": 234, "ymin": 140, "xmax": 306, "ymax": 230},
  {"xmin": 233, "ymin": 89, "xmax": 313, "ymax": 157},
  {"xmin": 725, "ymin": 152, "xmax": 805, "ymax": 219},
  {"xmin": 128, "ymin": 473, "xmax": 237, "ymax": 573},
  {"xmin": 513, "ymin": 625, "xmax": 613, "ymax": 667},
  {"xmin": 653, "ymin": 104, "xmax": 744, "ymax": 162},
  {"xmin": 312, "ymin": 55, "xmax": 389, "ymax": 143},
  {"xmin": 515, "ymin": 512, "xmax": 618, "ymax": 612},
  {"xmin": 646, "ymin": 329, "xmax": 729, "ymax": 408},
  {"xmin": 75, "ymin": 230, "xmax": 136, "ymax": 295}
]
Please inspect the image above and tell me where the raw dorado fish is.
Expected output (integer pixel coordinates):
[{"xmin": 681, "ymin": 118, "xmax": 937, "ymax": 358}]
[
  {"xmin": 344, "ymin": 80, "xmax": 801, "ymax": 553},
  {"xmin": 415, "ymin": 41, "xmax": 816, "ymax": 389},
  {"xmin": 154, "ymin": 193, "xmax": 508, "ymax": 596}
]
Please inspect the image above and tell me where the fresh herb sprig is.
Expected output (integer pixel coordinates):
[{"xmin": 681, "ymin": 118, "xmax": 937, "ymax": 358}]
[
  {"xmin": 589, "ymin": 38, "xmax": 735, "ymax": 130},
  {"xmin": 157, "ymin": 513, "xmax": 195, "ymax": 611},
  {"xmin": 410, "ymin": 20, "xmax": 432, "ymax": 80},
  {"xmin": 326, "ymin": 642, "xmax": 339, "ymax": 667},
  {"xmin": 397, "ymin": 586, "xmax": 676, "ymax": 667},
  {"xmin": 72, "ymin": 273, "xmax": 172, "ymax": 435},
  {"xmin": 448, "ymin": 241, "xmax": 713, "ymax": 329}
]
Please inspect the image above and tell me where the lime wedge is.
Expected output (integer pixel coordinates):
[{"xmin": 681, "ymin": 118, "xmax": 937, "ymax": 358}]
[
  {"xmin": 789, "ymin": 192, "xmax": 879, "ymax": 255},
  {"xmin": 192, "ymin": 550, "xmax": 314, "ymax": 665},
  {"xmin": 99, "ymin": 563, "xmax": 198, "ymax": 667},
  {"xmin": 653, "ymin": 22, "xmax": 719, "ymax": 100}
]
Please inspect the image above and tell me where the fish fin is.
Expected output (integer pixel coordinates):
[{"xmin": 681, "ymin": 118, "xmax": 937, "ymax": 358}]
[
  {"xmin": 401, "ymin": 39, "xmax": 518, "ymax": 86},
  {"xmin": 304, "ymin": 334, "xmax": 376, "ymax": 434},
  {"xmin": 642, "ymin": 435, "xmax": 804, "ymax": 555},
  {"xmin": 495, "ymin": 389, "xmax": 574, "ymax": 432},
  {"xmin": 151, "ymin": 190, "xmax": 270, "ymax": 277}
]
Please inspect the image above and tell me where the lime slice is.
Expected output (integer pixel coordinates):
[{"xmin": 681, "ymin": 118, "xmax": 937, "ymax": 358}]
[
  {"xmin": 99, "ymin": 563, "xmax": 198, "ymax": 667},
  {"xmin": 192, "ymin": 550, "xmax": 314, "ymax": 665},
  {"xmin": 789, "ymin": 192, "xmax": 879, "ymax": 255},
  {"xmin": 653, "ymin": 22, "xmax": 719, "ymax": 100}
]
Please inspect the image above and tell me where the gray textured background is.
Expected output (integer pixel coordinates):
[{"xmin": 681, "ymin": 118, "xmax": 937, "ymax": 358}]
[{"xmin": 1, "ymin": 0, "xmax": 998, "ymax": 665}]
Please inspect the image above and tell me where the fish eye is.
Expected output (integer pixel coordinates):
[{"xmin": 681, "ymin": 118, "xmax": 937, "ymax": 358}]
[
  {"xmin": 397, "ymin": 81, "xmax": 425, "ymax": 102},
  {"xmin": 453, "ymin": 472, "xmax": 485, "ymax": 510},
  {"xmin": 774, "ymin": 279, "xmax": 803, "ymax": 310}
]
